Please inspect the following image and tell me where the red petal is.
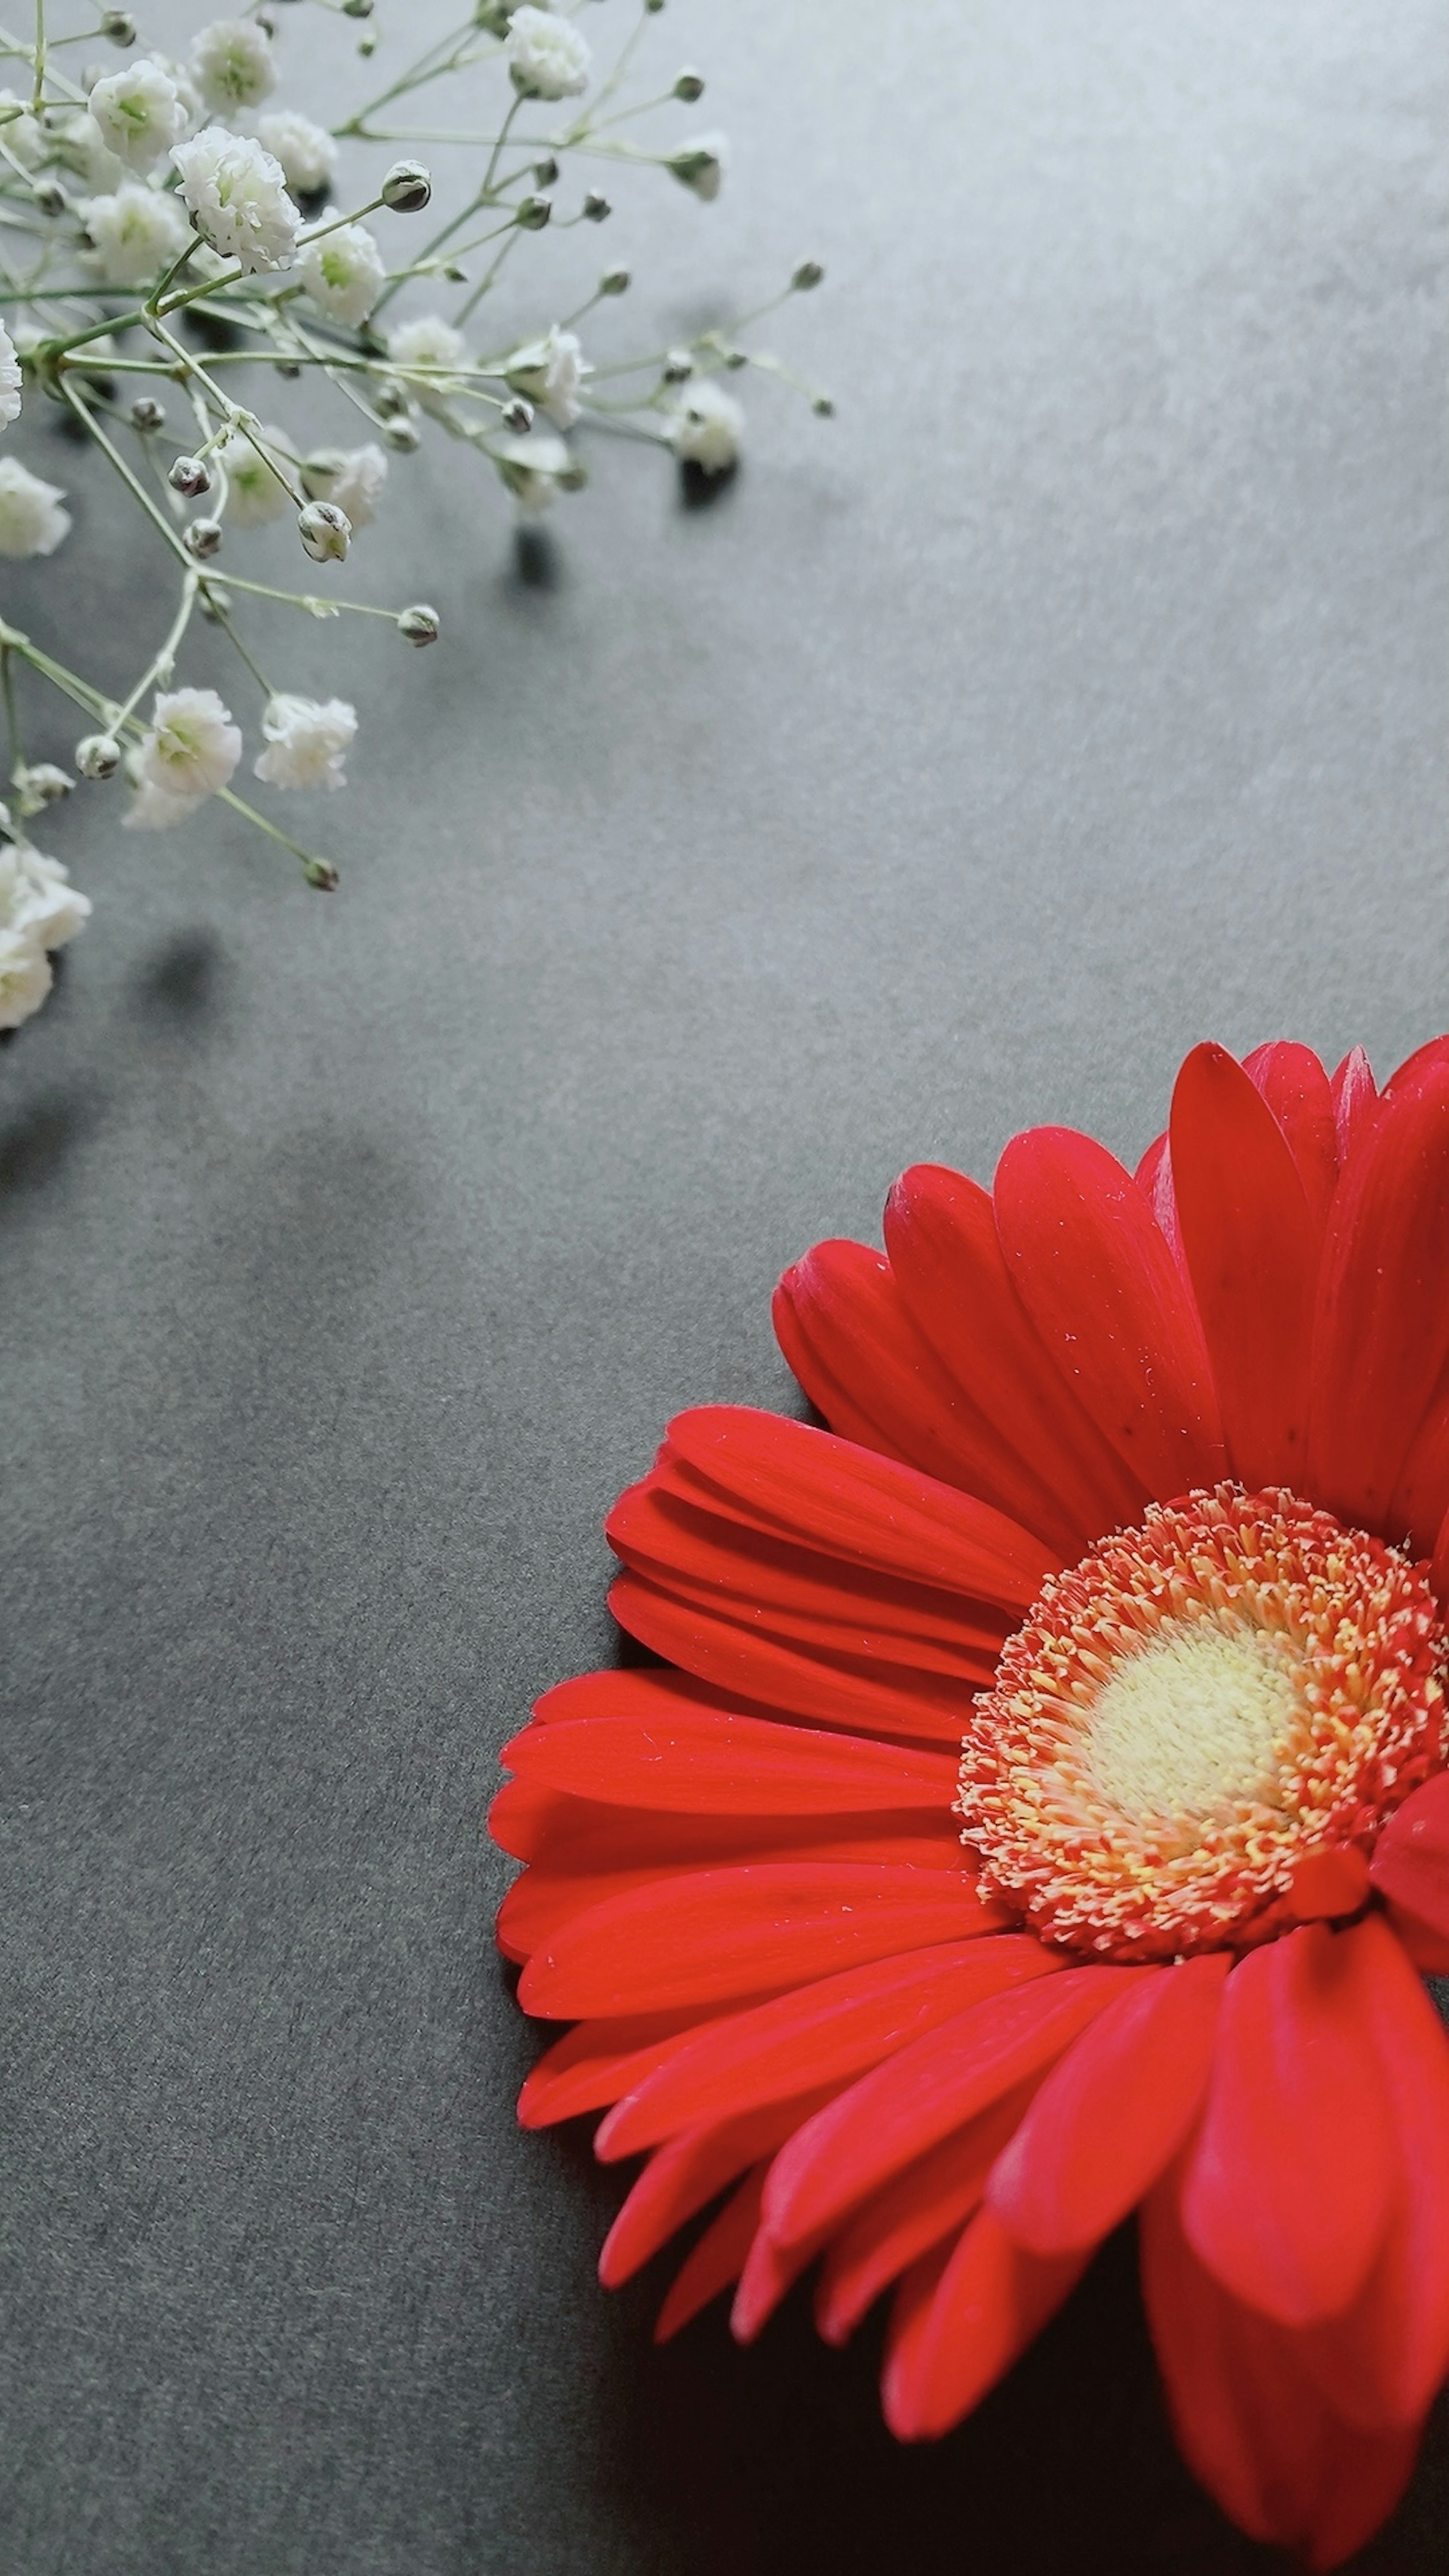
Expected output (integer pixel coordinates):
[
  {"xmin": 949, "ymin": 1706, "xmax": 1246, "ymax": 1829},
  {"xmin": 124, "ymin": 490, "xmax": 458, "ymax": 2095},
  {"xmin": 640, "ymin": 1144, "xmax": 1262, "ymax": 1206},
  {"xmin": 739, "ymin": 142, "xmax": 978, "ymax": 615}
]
[
  {"xmin": 1241, "ymin": 1041, "xmax": 1338, "ymax": 1234},
  {"xmin": 1169, "ymin": 1045, "xmax": 1320, "ymax": 1489},
  {"xmin": 518, "ymin": 2009, "xmax": 733, "ymax": 2127},
  {"xmin": 1180, "ymin": 1921, "xmax": 1395, "ymax": 2326},
  {"xmin": 517, "ymin": 1861, "xmax": 1003, "ymax": 2018},
  {"xmin": 1331, "ymin": 1045, "xmax": 1378, "ymax": 1164},
  {"xmin": 598, "ymin": 2090, "xmax": 835, "ymax": 2286},
  {"xmin": 816, "ymin": 2083, "xmax": 1037, "ymax": 2345},
  {"xmin": 654, "ymin": 2164, "xmax": 768, "ymax": 2342},
  {"xmin": 1370, "ymin": 1772, "xmax": 1449, "ymax": 1940},
  {"xmin": 597, "ymin": 1935, "xmax": 1058, "ymax": 2157},
  {"xmin": 501, "ymin": 1706, "xmax": 958, "ymax": 1816},
  {"xmin": 987, "ymin": 1954, "xmax": 1228, "ymax": 2256},
  {"xmin": 993, "ymin": 1126, "xmax": 1226, "ymax": 1499},
  {"xmin": 881, "ymin": 2205, "xmax": 1086, "ymax": 2440},
  {"xmin": 1308, "ymin": 1050, "xmax": 1449, "ymax": 1528},
  {"xmin": 1141, "ymin": 2173, "xmax": 1420, "ymax": 2568},
  {"xmin": 761, "ymin": 1966, "xmax": 1145, "ymax": 2252}
]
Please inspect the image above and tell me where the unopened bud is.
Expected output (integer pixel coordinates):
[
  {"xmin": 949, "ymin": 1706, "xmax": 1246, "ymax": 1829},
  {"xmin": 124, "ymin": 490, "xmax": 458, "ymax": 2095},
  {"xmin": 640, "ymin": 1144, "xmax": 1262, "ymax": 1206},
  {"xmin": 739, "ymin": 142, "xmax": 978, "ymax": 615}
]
[
  {"xmin": 298, "ymin": 499, "xmax": 351, "ymax": 562},
  {"xmin": 645, "ymin": 0, "xmax": 665, "ymax": 13},
  {"xmin": 372, "ymin": 379, "xmax": 410, "ymax": 418},
  {"xmin": 668, "ymin": 141, "xmax": 723, "ymax": 200},
  {"xmin": 101, "ymin": 8, "xmax": 137, "ymax": 42},
  {"xmin": 600, "ymin": 265, "xmax": 629, "ymax": 296},
  {"xmin": 183, "ymin": 516, "xmax": 223, "ymax": 559},
  {"xmin": 673, "ymin": 69, "xmax": 704, "ymax": 101},
  {"xmin": 129, "ymin": 395, "xmax": 165, "ymax": 432},
  {"xmin": 812, "ymin": 392, "xmax": 835, "ymax": 417},
  {"xmin": 381, "ymin": 158, "xmax": 431, "ymax": 213},
  {"xmin": 23, "ymin": 762, "xmax": 72, "ymax": 804},
  {"xmin": 514, "ymin": 194, "xmax": 551, "ymax": 232},
  {"xmin": 382, "ymin": 415, "xmax": 420, "ymax": 454},
  {"xmin": 582, "ymin": 191, "xmax": 611, "ymax": 223},
  {"xmin": 791, "ymin": 259, "xmax": 824, "ymax": 291},
  {"xmin": 76, "ymin": 733, "xmax": 122, "ymax": 780},
  {"xmin": 169, "ymin": 454, "xmax": 212, "ymax": 497},
  {"xmin": 396, "ymin": 603, "xmax": 440, "ymax": 647},
  {"xmin": 533, "ymin": 154, "xmax": 559, "ymax": 187},
  {"xmin": 32, "ymin": 179, "xmax": 67, "ymax": 216},
  {"xmin": 501, "ymin": 397, "xmax": 533, "ymax": 432},
  {"xmin": 556, "ymin": 460, "xmax": 588, "ymax": 494},
  {"xmin": 662, "ymin": 348, "xmax": 692, "ymax": 382},
  {"xmin": 341, "ymin": 0, "xmax": 374, "ymax": 16},
  {"xmin": 304, "ymin": 855, "xmax": 341, "ymax": 890},
  {"xmin": 723, "ymin": 347, "xmax": 747, "ymax": 370},
  {"xmin": 273, "ymin": 358, "xmax": 302, "ymax": 380},
  {"xmin": 357, "ymin": 26, "xmax": 378, "ymax": 52}
]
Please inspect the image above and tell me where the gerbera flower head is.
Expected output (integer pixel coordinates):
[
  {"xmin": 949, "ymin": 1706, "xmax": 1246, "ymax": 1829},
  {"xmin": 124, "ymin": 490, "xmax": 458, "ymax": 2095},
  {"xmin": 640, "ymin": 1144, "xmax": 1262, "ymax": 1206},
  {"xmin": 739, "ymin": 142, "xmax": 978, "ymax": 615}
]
[{"xmin": 494, "ymin": 1035, "xmax": 1449, "ymax": 2570}]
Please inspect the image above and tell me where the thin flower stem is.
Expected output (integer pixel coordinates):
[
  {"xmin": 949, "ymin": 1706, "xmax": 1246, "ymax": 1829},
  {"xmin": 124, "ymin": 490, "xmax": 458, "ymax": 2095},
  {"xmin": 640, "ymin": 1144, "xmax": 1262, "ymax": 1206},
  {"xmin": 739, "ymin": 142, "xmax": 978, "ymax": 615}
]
[
  {"xmin": 109, "ymin": 572, "xmax": 200, "ymax": 733},
  {"xmin": 60, "ymin": 377, "xmax": 197, "ymax": 572}
]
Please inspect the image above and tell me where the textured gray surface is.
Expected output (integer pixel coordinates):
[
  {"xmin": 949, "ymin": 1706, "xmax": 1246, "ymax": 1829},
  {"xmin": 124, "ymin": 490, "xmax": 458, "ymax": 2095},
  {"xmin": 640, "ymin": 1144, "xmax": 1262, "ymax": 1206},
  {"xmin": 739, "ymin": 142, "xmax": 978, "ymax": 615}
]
[{"xmin": 1, "ymin": 0, "xmax": 1446, "ymax": 2568}]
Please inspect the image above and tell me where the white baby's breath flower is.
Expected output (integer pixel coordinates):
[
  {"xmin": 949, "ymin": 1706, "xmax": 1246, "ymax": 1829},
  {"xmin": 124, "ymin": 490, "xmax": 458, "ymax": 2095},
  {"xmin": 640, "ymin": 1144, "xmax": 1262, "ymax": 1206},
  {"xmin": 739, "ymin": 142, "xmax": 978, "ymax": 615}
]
[
  {"xmin": 54, "ymin": 111, "xmax": 125, "ymax": 192},
  {"xmin": 122, "ymin": 779, "xmax": 206, "ymax": 832},
  {"xmin": 190, "ymin": 18, "xmax": 277, "ymax": 115},
  {"xmin": 88, "ymin": 59, "xmax": 186, "ymax": 172},
  {"xmin": 300, "ymin": 221, "xmax": 385, "ymax": 328},
  {"xmin": 0, "ymin": 926, "xmax": 51, "ymax": 1030},
  {"xmin": 79, "ymin": 181, "xmax": 189, "ymax": 286},
  {"xmin": 0, "ymin": 458, "xmax": 71, "ymax": 557},
  {"xmin": 0, "ymin": 322, "xmax": 20, "ymax": 430},
  {"xmin": 0, "ymin": 844, "xmax": 91, "ymax": 951},
  {"xmin": 172, "ymin": 126, "xmax": 299, "ymax": 273},
  {"xmin": 254, "ymin": 694, "xmax": 357, "ymax": 791},
  {"xmin": 505, "ymin": 325, "xmax": 591, "ymax": 429},
  {"xmin": 137, "ymin": 686, "xmax": 241, "ymax": 804},
  {"xmin": 256, "ymin": 110, "xmax": 337, "ymax": 197},
  {"xmin": 387, "ymin": 313, "xmax": 470, "ymax": 415},
  {"xmin": 505, "ymin": 6, "xmax": 591, "ymax": 100},
  {"xmin": 494, "ymin": 428, "xmax": 572, "ymax": 512},
  {"xmin": 0, "ymin": 88, "xmax": 44, "ymax": 169},
  {"xmin": 300, "ymin": 442, "xmax": 387, "ymax": 528},
  {"xmin": 215, "ymin": 418, "xmax": 295, "ymax": 524},
  {"xmin": 153, "ymin": 54, "xmax": 203, "ymax": 138},
  {"xmin": 669, "ymin": 377, "xmax": 743, "ymax": 472},
  {"xmin": 669, "ymin": 132, "xmax": 728, "ymax": 200}
]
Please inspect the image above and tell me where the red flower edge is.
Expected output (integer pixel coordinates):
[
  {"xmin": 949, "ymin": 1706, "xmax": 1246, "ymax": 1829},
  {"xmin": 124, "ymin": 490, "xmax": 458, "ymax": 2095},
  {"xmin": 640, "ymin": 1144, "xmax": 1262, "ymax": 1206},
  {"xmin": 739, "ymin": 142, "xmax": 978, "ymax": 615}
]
[{"xmin": 492, "ymin": 1036, "xmax": 1449, "ymax": 2569}]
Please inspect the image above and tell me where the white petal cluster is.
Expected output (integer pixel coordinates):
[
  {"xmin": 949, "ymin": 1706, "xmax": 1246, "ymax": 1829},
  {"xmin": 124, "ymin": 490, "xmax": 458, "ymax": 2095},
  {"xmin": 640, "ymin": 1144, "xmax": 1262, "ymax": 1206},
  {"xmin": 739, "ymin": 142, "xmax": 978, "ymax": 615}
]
[
  {"xmin": 0, "ymin": 927, "xmax": 52, "ymax": 1029},
  {"xmin": 190, "ymin": 18, "xmax": 277, "ymax": 115},
  {"xmin": 53, "ymin": 111, "xmax": 124, "ymax": 192},
  {"xmin": 0, "ymin": 457, "xmax": 70, "ymax": 557},
  {"xmin": 669, "ymin": 378, "xmax": 743, "ymax": 472},
  {"xmin": 216, "ymin": 419, "xmax": 295, "ymax": 525},
  {"xmin": 300, "ymin": 222, "xmax": 386, "ymax": 329},
  {"xmin": 0, "ymin": 321, "xmax": 20, "ymax": 430},
  {"xmin": 130, "ymin": 688, "xmax": 241, "ymax": 826},
  {"xmin": 80, "ymin": 181, "xmax": 189, "ymax": 286},
  {"xmin": 387, "ymin": 313, "xmax": 470, "ymax": 415},
  {"xmin": 300, "ymin": 443, "xmax": 387, "ymax": 528},
  {"xmin": 256, "ymin": 110, "xmax": 337, "ymax": 198},
  {"xmin": 669, "ymin": 133, "xmax": 728, "ymax": 201},
  {"xmin": 494, "ymin": 428, "xmax": 571, "ymax": 512},
  {"xmin": 505, "ymin": 326, "xmax": 591, "ymax": 429},
  {"xmin": 0, "ymin": 88, "xmax": 44, "ymax": 169},
  {"xmin": 254, "ymin": 694, "xmax": 356, "ymax": 791},
  {"xmin": 0, "ymin": 843, "xmax": 91, "ymax": 1030},
  {"xmin": 172, "ymin": 127, "xmax": 299, "ymax": 273},
  {"xmin": 88, "ymin": 60, "xmax": 186, "ymax": 173},
  {"xmin": 505, "ymin": 6, "xmax": 591, "ymax": 100}
]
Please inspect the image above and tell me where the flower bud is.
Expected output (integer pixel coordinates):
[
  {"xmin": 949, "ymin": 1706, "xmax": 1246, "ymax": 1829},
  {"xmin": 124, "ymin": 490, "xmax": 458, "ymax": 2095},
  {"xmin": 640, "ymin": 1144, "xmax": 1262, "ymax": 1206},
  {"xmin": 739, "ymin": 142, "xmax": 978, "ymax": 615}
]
[
  {"xmin": 791, "ymin": 259, "xmax": 824, "ymax": 291},
  {"xmin": 662, "ymin": 348, "xmax": 693, "ymax": 382},
  {"xmin": 396, "ymin": 603, "xmax": 440, "ymax": 647},
  {"xmin": 533, "ymin": 154, "xmax": 559, "ymax": 187},
  {"xmin": 381, "ymin": 159, "xmax": 431, "ymax": 213},
  {"xmin": 341, "ymin": 0, "xmax": 374, "ymax": 17},
  {"xmin": 77, "ymin": 734, "xmax": 123, "ymax": 780},
  {"xmin": 812, "ymin": 392, "xmax": 835, "ymax": 417},
  {"xmin": 274, "ymin": 359, "xmax": 302, "ymax": 380},
  {"xmin": 514, "ymin": 194, "xmax": 551, "ymax": 232},
  {"xmin": 303, "ymin": 855, "xmax": 340, "ymax": 890},
  {"xmin": 382, "ymin": 415, "xmax": 420, "ymax": 454},
  {"xmin": 169, "ymin": 455, "xmax": 212, "ymax": 497},
  {"xmin": 357, "ymin": 27, "xmax": 378, "ymax": 53},
  {"xmin": 101, "ymin": 8, "xmax": 136, "ymax": 43},
  {"xmin": 645, "ymin": 0, "xmax": 665, "ymax": 12},
  {"xmin": 668, "ymin": 139, "xmax": 724, "ymax": 200},
  {"xmin": 129, "ymin": 395, "xmax": 165, "ymax": 432},
  {"xmin": 582, "ymin": 192, "xmax": 611, "ymax": 223},
  {"xmin": 723, "ymin": 347, "xmax": 747, "ymax": 370},
  {"xmin": 21, "ymin": 762, "xmax": 73, "ymax": 804},
  {"xmin": 184, "ymin": 516, "xmax": 224, "ymax": 559},
  {"xmin": 372, "ymin": 379, "xmax": 410, "ymax": 418},
  {"xmin": 556, "ymin": 460, "xmax": 588, "ymax": 493},
  {"xmin": 673, "ymin": 70, "xmax": 704, "ymax": 101},
  {"xmin": 298, "ymin": 499, "xmax": 351, "ymax": 562},
  {"xmin": 600, "ymin": 266, "xmax": 629, "ymax": 296},
  {"xmin": 32, "ymin": 178, "xmax": 67, "ymax": 216},
  {"xmin": 501, "ymin": 397, "xmax": 534, "ymax": 432}
]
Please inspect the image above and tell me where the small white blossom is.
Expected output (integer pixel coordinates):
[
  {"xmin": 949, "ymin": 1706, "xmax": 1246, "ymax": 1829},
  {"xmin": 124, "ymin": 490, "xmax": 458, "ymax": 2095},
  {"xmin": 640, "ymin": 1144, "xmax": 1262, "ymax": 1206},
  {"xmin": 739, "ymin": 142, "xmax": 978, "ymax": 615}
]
[
  {"xmin": 300, "ymin": 221, "xmax": 385, "ymax": 328},
  {"xmin": 88, "ymin": 59, "xmax": 186, "ymax": 172},
  {"xmin": 256, "ymin": 110, "xmax": 337, "ymax": 197},
  {"xmin": 54, "ymin": 111, "xmax": 125, "ymax": 191},
  {"xmin": 505, "ymin": 326, "xmax": 591, "ymax": 429},
  {"xmin": 190, "ymin": 18, "xmax": 277, "ymax": 115},
  {"xmin": 136, "ymin": 686, "xmax": 241, "ymax": 805},
  {"xmin": 122, "ymin": 779, "xmax": 206, "ymax": 832},
  {"xmin": 669, "ymin": 377, "xmax": 743, "ymax": 472},
  {"xmin": 0, "ymin": 458, "xmax": 71, "ymax": 557},
  {"xmin": 494, "ymin": 427, "xmax": 571, "ymax": 512},
  {"xmin": 0, "ymin": 321, "xmax": 20, "ymax": 430},
  {"xmin": 215, "ymin": 418, "xmax": 295, "ymax": 525},
  {"xmin": 153, "ymin": 54, "xmax": 204, "ymax": 138},
  {"xmin": 505, "ymin": 6, "xmax": 591, "ymax": 100},
  {"xmin": 669, "ymin": 133, "xmax": 728, "ymax": 201},
  {"xmin": 172, "ymin": 126, "xmax": 299, "ymax": 274},
  {"xmin": 0, "ymin": 926, "xmax": 51, "ymax": 1030},
  {"xmin": 0, "ymin": 88, "xmax": 44, "ymax": 168},
  {"xmin": 254, "ymin": 694, "xmax": 356, "ymax": 791},
  {"xmin": 79, "ymin": 180, "xmax": 189, "ymax": 286},
  {"xmin": 387, "ymin": 313, "xmax": 470, "ymax": 415},
  {"xmin": 0, "ymin": 844, "xmax": 91, "ymax": 951},
  {"xmin": 300, "ymin": 442, "xmax": 387, "ymax": 527}
]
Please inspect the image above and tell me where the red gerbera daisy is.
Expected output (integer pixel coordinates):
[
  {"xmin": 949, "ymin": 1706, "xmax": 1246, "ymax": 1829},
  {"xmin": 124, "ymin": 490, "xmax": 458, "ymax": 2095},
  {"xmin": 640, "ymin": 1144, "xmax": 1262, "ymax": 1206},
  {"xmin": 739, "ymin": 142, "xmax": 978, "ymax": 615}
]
[{"xmin": 492, "ymin": 1036, "xmax": 1449, "ymax": 2570}]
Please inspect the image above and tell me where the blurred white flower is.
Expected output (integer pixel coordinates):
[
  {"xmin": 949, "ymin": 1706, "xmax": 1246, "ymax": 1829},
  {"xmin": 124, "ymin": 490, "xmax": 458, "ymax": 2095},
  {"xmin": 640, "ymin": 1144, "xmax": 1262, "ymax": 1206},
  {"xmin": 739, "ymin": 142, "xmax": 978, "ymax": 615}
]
[
  {"xmin": 494, "ymin": 428, "xmax": 571, "ymax": 512},
  {"xmin": 136, "ymin": 686, "xmax": 241, "ymax": 804},
  {"xmin": 0, "ymin": 926, "xmax": 52, "ymax": 1030},
  {"xmin": 257, "ymin": 110, "xmax": 337, "ymax": 197},
  {"xmin": 388, "ymin": 313, "xmax": 469, "ymax": 415},
  {"xmin": 172, "ymin": 126, "xmax": 298, "ymax": 273},
  {"xmin": 0, "ymin": 88, "xmax": 44, "ymax": 168},
  {"xmin": 0, "ymin": 321, "xmax": 20, "ymax": 429},
  {"xmin": 190, "ymin": 18, "xmax": 277, "ymax": 115},
  {"xmin": 300, "ymin": 221, "xmax": 385, "ymax": 328},
  {"xmin": 0, "ymin": 457, "xmax": 71, "ymax": 556},
  {"xmin": 669, "ymin": 133, "xmax": 727, "ymax": 200},
  {"xmin": 0, "ymin": 844, "xmax": 91, "ymax": 950},
  {"xmin": 669, "ymin": 377, "xmax": 742, "ymax": 472},
  {"xmin": 152, "ymin": 54, "xmax": 204, "ymax": 138},
  {"xmin": 300, "ymin": 443, "xmax": 387, "ymax": 528},
  {"xmin": 79, "ymin": 181, "xmax": 189, "ymax": 286},
  {"xmin": 505, "ymin": 7, "xmax": 590, "ymax": 100},
  {"xmin": 53, "ymin": 111, "xmax": 125, "ymax": 191},
  {"xmin": 88, "ymin": 60, "xmax": 186, "ymax": 172},
  {"xmin": 254, "ymin": 694, "xmax": 356, "ymax": 791},
  {"xmin": 505, "ymin": 326, "xmax": 591, "ymax": 429},
  {"xmin": 122, "ymin": 779, "xmax": 206, "ymax": 832},
  {"xmin": 216, "ymin": 418, "xmax": 295, "ymax": 525}
]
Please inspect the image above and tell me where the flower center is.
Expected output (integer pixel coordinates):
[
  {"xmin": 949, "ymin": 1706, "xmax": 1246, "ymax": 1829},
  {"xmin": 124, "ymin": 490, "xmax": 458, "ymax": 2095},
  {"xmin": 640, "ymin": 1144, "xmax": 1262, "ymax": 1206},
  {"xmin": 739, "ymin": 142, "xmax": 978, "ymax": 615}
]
[{"xmin": 958, "ymin": 1486, "xmax": 1447, "ymax": 1961}]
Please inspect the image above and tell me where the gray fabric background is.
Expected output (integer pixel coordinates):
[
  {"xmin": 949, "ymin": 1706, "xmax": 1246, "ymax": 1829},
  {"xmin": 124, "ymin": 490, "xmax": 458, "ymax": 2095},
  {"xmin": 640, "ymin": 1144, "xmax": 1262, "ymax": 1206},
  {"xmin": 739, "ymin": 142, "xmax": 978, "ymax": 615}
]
[{"xmin": 2, "ymin": 1, "xmax": 1446, "ymax": 2567}]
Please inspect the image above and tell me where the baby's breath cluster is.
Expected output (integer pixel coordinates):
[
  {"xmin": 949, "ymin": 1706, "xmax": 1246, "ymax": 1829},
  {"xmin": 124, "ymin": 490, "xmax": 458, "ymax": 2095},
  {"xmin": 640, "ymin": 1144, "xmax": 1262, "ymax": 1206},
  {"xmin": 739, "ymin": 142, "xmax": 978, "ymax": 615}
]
[{"xmin": 0, "ymin": 0, "xmax": 828, "ymax": 1030}]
